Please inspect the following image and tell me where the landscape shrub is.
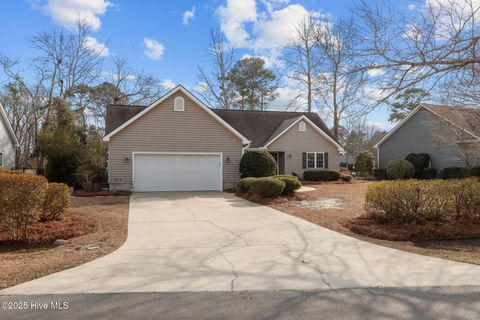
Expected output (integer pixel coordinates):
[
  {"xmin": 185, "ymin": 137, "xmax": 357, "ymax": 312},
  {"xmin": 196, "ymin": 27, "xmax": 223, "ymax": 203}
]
[
  {"xmin": 386, "ymin": 159, "xmax": 415, "ymax": 180},
  {"xmin": 303, "ymin": 169, "xmax": 340, "ymax": 181},
  {"xmin": 247, "ymin": 177, "xmax": 285, "ymax": 198},
  {"xmin": 237, "ymin": 177, "xmax": 257, "ymax": 193},
  {"xmin": 470, "ymin": 166, "xmax": 480, "ymax": 177},
  {"xmin": 422, "ymin": 167, "xmax": 437, "ymax": 179},
  {"xmin": 0, "ymin": 173, "xmax": 48, "ymax": 241},
  {"xmin": 41, "ymin": 183, "xmax": 71, "ymax": 221},
  {"xmin": 76, "ymin": 164, "xmax": 107, "ymax": 191},
  {"xmin": 239, "ymin": 150, "xmax": 277, "ymax": 178},
  {"xmin": 354, "ymin": 151, "xmax": 375, "ymax": 178},
  {"xmin": 275, "ymin": 175, "xmax": 301, "ymax": 195},
  {"xmin": 373, "ymin": 168, "xmax": 387, "ymax": 180},
  {"xmin": 405, "ymin": 153, "xmax": 430, "ymax": 179},
  {"xmin": 442, "ymin": 167, "xmax": 467, "ymax": 179},
  {"xmin": 364, "ymin": 179, "xmax": 480, "ymax": 224},
  {"xmin": 340, "ymin": 174, "xmax": 353, "ymax": 182}
]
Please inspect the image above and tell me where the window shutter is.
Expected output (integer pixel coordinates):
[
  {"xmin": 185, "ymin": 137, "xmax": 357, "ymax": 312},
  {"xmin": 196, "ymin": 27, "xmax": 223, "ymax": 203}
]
[
  {"xmin": 324, "ymin": 152, "xmax": 329, "ymax": 168},
  {"xmin": 302, "ymin": 152, "xmax": 306, "ymax": 169}
]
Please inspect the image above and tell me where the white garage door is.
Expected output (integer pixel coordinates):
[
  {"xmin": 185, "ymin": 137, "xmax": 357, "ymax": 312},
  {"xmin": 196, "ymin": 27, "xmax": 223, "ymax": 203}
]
[{"xmin": 133, "ymin": 153, "xmax": 222, "ymax": 192}]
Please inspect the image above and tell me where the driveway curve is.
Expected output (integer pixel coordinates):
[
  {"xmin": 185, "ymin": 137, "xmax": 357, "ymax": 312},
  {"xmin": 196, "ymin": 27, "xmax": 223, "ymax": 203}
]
[{"xmin": 3, "ymin": 192, "xmax": 480, "ymax": 294}]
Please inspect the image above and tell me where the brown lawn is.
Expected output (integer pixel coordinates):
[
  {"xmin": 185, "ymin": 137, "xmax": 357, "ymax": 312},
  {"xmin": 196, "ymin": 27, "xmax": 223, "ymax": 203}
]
[
  {"xmin": 240, "ymin": 180, "xmax": 480, "ymax": 265},
  {"xmin": 0, "ymin": 196, "xmax": 129, "ymax": 290}
]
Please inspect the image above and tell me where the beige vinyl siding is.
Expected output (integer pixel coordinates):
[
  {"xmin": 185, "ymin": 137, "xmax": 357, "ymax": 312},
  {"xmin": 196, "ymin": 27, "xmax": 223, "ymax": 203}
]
[
  {"xmin": 266, "ymin": 121, "xmax": 340, "ymax": 176},
  {"xmin": 108, "ymin": 92, "xmax": 243, "ymax": 190}
]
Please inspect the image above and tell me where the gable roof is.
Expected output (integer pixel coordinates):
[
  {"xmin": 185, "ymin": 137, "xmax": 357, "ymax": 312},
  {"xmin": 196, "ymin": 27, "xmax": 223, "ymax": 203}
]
[
  {"xmin": 0, "ymin": 102, "xmax": 19, "ymax": 147},
  {"xmin": 103, "ymin": 85, "xmax": 250, "ymax": 145},
  {"xmin": 211, "ymin": 109, "xmax": 341, "ymax": 149},
  {"xmin": 374, "ymin": 104, "xmax": 480, "ymax": 148}
]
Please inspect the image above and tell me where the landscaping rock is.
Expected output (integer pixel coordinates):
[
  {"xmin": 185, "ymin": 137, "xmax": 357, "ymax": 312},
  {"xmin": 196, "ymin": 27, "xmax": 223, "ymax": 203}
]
[
  {"xmin": 86, "ymin": 245, "xmax": 100, "ymax": 250},
  {"xmin": 52, "ymin": 239, "xmax": 67, "ymax": 247}
]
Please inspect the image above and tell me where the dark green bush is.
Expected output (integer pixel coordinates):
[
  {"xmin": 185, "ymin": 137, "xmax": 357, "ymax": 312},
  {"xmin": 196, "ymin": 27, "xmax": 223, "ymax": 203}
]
[
  {"xmin": 355, "ymin": 151, "xmax": 375, "ymax": 178},
  {"xmin": 303, "ymin": 169, "xmax": 340, "ymax": 181},
  {"xmin": 373, "ymin": 168, "xmax": 387, "ymax": 180},
  {"xmin": 76, "ymin": 164, "xmax": 107, "ymax": 191},
  {"xmin": 248, "ymin": 177, "xmax": 285, "ymax": 198},
  {"xmin": 405, "ymin": 153, "xmax": 430, "ymax": 178},
  {"xmin": 340, "ymin": 174, "xmax": 353, "ymax": 182},
  {"xmin": 275, "ymin": 175, "xmax": 301, "ymax": 195},
  {"xmin": 469, "ymin": 166, "xmax": 480, "ymax": 177},
  {"xmin": 422, "ymin": 167, "xmax": 437, "ymax": 179},
  {"xmin": 237, "ymin": 177, "xmax": 257, "ymax": 193},
  {"xmin": 386, "ymin": 159, "xmax": 415, "ymax": 180},
  {"xmin": 239, "ymin": 150, "xmax": 277, "ymax": 178},
  {"xmin": 442, "ymin": 167, "xmax": 467, "ymax": 179}
]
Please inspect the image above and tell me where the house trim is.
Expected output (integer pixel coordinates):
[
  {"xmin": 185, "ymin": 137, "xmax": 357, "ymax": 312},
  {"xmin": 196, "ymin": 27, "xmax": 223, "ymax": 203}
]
[
  {"xmin": 374, "ymin": 105, "xmax": 480, "ymax": 148},
  {"xmin": 131, "ymin": 151, "xmax": 223, "ymax": 192},
  {"xmin": 263, "ymin": 115, "xmax": 344, "ymax": 152},
  {"xmin": 103, "ymin": 85, "xmax": 250, "ymax": 145},
  {"xmin": 0, "ymin": 102, "xmax": 19, "ymax": 147}
]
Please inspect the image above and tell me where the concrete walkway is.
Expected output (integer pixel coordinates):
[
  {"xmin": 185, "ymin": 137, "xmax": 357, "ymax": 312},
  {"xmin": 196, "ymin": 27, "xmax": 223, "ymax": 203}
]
[{"xmin": 3, "ymin": 192, "xmax": 480, "ymax": 294}]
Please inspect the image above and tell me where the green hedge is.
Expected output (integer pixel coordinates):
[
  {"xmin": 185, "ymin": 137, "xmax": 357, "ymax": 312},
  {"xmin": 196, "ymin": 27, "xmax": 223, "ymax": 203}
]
[
  {"xmin": 303, "ymin": 169, "xmax": 340, "ymax": 181},
  {"xmin": 340, "ymin": 174, "xmax": 353, "ymax": 182},
  {"xmin": 239, "ymin": 150, "xmax": 277, "ymax": 178},
  {"xmin": 247, "ymin": 177, "xmax": 285, "ymax": 198},
  {"xmin": 386, "ymin": 159, "xmax": 415, "ymax": 180},
  {"xmin": 422, "ymin": 167, "xmax": 437, "ymax": 179},
  {"xmin": 275, "ymin": 175, "xmax": 301, "ymax": 195},
  {"xmin": 373, "ymin": 168, "xmax": 387, "ymax": 180},
  {"xmin": 405, "ymin": 153, "xmax": 430, "ymax": 179},
  {"xmin": 442, "ymin": 167, "xmax": 467, "ymax": 179}
]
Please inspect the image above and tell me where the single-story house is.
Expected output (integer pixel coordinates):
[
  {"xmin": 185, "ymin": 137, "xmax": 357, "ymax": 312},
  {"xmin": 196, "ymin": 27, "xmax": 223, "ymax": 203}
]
[
  {"xmin": 0, "ymin": 102, "xmax": 19, "ymax": 169},
  {"xmin": 375, "ymin": 104, "xmax": 480, "ymax": 170},
  {"xmin": 103, "ymin": 85, "xmax": 343, "ymax": 192}
]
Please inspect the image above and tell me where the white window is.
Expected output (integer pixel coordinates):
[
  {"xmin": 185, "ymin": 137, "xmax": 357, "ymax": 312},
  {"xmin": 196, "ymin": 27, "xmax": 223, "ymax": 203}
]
[
  {"xmin": 306, "ymin": 152, "xmax": 324, "ymax": 169},
  {"xmin": 174, "ymin": 96, "xmax": 185, "ymax": 111},
  {"xmin": 299, "ymin": 121, "xmax": 306, "ymax": 132}
]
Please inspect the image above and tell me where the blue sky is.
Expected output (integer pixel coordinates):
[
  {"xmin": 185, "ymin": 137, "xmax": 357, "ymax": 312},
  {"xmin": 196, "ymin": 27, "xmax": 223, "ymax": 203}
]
[{"xmin": 0, "ymin": 0, "xmax": 397, "ymax": 130}]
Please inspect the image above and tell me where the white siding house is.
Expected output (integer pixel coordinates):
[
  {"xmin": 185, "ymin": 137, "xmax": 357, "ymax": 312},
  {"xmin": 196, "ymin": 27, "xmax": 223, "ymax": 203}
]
[{"xmin": 0, "ymin": 103, "xmax": 19, "ymax": 169}]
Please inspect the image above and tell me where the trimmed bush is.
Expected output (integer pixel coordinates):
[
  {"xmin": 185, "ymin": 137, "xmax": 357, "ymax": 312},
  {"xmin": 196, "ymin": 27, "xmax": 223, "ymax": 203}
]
[
  {"xmin": 442, "ymin": 167, "xmax": 467, "ymax": 179},
  {"xmin": 405, "ymin": 153, "xmax": 430, "ymax": 178},
  {"xmin": 76, "ymin": 164, "xmax": 107, "ymax": 191},
  {"xmin": 41, "ymin": 183, "xmax": 71, "ymax": 221},
  {"xmin": 0, "ymin": 173, "xmax": 48, "ymax": 241},
  {"xmin": 386, "ymin": 159, "xmax": 415, "ymax": 180},
  {"xmin": 373, "ymin": 168, "xmax": 387, "ymax": 181},
  {"xmin": 275, "ymin": 175, "xmax": 301, "ymax": 195},
  {"xmin": 355, "ymin": 151, "xmax": 375, "ymax": 178},
  {"xmin": 340, "ymin": 174, "xmax": 353, "ymax": 182},
  {"xmin": 422, "ymin": 167, "xmax": 437, "ymax": 179},
  {"xmin": 239, "ymin": 150, "xmax": 277, "ymax": 178},
  {"xmin": 248, "ymin": 177, "xmax": 285, "ymax": 198},
  {"xmin": 303, "ymin": 169, "xmax": 340, "ymax": 181},
  {"xmin": 470, "ymin": 166, "xmax": 480, "ymax": 177},
  {"xmin": 237, "ymin": 177, "xmax": 257, "ymax": 193}
]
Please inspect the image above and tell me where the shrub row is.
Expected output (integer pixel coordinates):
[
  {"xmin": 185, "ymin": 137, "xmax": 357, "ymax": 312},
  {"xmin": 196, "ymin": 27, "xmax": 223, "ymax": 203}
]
[
  {"xmin": 365, "ymin": 179, "xmax": 480, "ymax": 224},
  {"xmin": 237, "ymin": 175, "xmax": 302, "ymax": 198},
  {"xmin": 0, "ymin": 171, "xmax": 70, "ymax": 242},
  {"xmin": 303, "ymin": 169, "xmax": 340, "ymax": 181}
]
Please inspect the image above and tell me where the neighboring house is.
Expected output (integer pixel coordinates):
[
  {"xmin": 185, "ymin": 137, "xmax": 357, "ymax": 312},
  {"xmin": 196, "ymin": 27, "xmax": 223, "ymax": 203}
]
[
  {"xmin": 375, "ymin": 104, "xmax": 480, "ymax": 170},
  {"xmin": 0, "ymin": 102, "xmax": 19, "ymax": 169},
  {"xmin": 103, "ymin": 85, "xmax": 343, "ymax": 192},
  {"xmin": 369, "ymin": 130, "xmax": 387, "ymax": 164}
]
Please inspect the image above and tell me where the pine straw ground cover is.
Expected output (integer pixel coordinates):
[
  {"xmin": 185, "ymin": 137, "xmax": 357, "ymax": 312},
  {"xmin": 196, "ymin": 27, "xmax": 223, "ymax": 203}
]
[
  {"xmin": 0, "ymin": 195, "xmax": 129, "ymax": 289},
  {"xmin": 243, "ymin": 180, "xmax": 480, "ymax": 265}
]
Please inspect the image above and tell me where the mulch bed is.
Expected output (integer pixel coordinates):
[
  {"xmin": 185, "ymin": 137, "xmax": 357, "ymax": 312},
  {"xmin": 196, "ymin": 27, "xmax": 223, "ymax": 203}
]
[
  {"xmin": 235, "ymin": 191, "xmax": 307, "ymax": 206},
  {"xmin": 73, "ymin": 190, "xmax": 131, "ymax": 197},
  {"xmin": 347, "ymin": 214, "xmax": 480, "ymax": 242},
  {"xmin": 0, "ymin": 214, "xmax": 96, "ymax": 247}
]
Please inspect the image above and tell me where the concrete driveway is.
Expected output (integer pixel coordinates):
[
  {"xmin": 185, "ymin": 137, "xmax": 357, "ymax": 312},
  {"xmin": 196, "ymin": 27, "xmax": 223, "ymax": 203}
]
[{"xmin": 3, "ymin": 192, "xmax": 480, "ymax": 294}]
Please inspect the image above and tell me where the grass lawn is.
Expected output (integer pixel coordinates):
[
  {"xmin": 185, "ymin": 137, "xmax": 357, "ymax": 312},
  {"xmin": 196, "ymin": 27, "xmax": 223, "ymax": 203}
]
[
  {"xmin": 240, "ymin": 180, "xmax": 480, "ymax": 265},
  {"xmin": 0, "ymin": 195, "xmax": 129, "ymax": 290}
]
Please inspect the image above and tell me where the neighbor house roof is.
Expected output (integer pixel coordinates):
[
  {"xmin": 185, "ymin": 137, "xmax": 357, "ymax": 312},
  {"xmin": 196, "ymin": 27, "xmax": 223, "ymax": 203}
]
[
  {"xmin": 374, "ymin": 104, "xmax": 480, "ymax": 148},
  {"xmin": 104, "ymin": 86, "xmax": 342, "ymax": 150},
  {"xmin": 0, "ymin": 102, "xmax": 19, "ymax": 147}
]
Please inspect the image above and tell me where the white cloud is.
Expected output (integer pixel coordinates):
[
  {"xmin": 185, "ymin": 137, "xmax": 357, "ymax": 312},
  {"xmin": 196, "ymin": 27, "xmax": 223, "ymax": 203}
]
[
  {"xmin": 143, "ymin": 38, "xmax": 165, "ymax": 60},
  {"xmin": 268, "ymin": 85, "xmax": 304, "ymax": 110},
  {"xmin": 217, "ymin": 0, "xmax": 257, "ymax": 47},
  {"xmin": 161, "ymin": 79, "xmax": 176, "ymax": 90},
  {"xmin": 84, "ymin": 36, "xmax": 110, "ymax": 56},
  {"xmin": 367, "ymin": 68, "xmax": 386, "ymax": 77},
  {"xmin": 182, "ymin": 6, "xmax": 196, "ymax": 25},
  {"xmin": 38, "ymin": 0, "xmax": 112, "ymax": 31}
]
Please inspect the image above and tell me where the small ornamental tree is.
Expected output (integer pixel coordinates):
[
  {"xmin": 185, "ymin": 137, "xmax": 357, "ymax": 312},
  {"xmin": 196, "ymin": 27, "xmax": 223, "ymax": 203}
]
[
  {"xmin": 355, "ymin": 151, "xmax": 375, "ymax": 178},
  {"xmin": 239, "ymin": 150, "xmax": 277, "ymax": 178}
]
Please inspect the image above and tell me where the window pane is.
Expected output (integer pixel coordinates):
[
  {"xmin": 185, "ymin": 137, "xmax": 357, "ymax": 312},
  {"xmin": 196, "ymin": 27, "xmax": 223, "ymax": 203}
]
[
  {"xmin": 316, "ymin": 153, "xmax": 324, "ymax": 168},
  {"xmin": 307, "ymin": 153, "xmax": 315, "ymax": 168}
]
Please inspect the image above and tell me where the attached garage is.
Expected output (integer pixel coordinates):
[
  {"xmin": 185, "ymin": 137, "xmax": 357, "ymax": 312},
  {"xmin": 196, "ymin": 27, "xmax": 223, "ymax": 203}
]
[{"xmin": 133, "ymin": 152, "xmax": 222, "ymax": 192}]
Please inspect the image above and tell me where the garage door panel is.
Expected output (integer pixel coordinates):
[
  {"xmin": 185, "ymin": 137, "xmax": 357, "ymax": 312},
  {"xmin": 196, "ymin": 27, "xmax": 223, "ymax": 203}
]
[{"xmin": 133, "ymin": 153, "xmax": 222, "ymax": 192}]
